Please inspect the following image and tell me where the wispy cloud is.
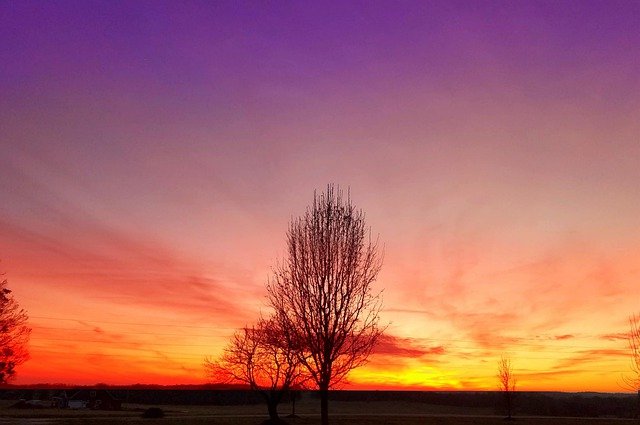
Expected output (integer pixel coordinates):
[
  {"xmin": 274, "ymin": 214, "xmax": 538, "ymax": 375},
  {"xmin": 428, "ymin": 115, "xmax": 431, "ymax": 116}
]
[
  {"xmin": 554, "ymin": 334, "xmax": 575, "ymax": 341},
  {"xmin": 600, "ymin": 332, "xmax": 628, "ymax": 342},
  {"xmin": 373, "ymin": 334, "xmax": 445, "ymax": 358}
]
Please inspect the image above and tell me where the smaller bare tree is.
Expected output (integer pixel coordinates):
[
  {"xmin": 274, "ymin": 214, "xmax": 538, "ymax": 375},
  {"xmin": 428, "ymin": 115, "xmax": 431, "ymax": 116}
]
[
  {"xmin": 623, "ymin": 314, "xmax": 640, "ymax": 417},
  {"xmin": 498, "ymin": 355, "xmax": 516, "ymax": 420},
  {"xmin": 205, "ymin": 317, "xmax": 306, "ymax": 424}
]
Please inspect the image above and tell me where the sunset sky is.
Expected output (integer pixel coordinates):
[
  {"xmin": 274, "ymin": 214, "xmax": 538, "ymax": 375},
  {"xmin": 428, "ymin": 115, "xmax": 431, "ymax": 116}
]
[{"xmin": 1, "ymin": 1, "xmax": 639, "ymax": 391}]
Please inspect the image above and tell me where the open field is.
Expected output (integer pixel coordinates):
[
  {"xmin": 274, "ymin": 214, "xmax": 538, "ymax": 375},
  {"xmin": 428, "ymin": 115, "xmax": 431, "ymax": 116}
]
[
  {"xmin": 0, "ymin": 418, "xmax": 635, "ymax": 425},
  {"xmin": 0, "ymin": 413, "xmax": 635, "ymax": 425},
  {"xmin": 0, "ymin": 399, "xmax": 636, "ymax": 425}
]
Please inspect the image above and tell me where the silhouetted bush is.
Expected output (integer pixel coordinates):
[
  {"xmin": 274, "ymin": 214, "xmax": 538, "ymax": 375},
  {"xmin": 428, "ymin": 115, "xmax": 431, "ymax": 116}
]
[
  {"xmin": 9, "ymin": 400, "xmax": 27, "ymax": 409},
  {"xmin": 260, "ymin": 419, "xmax": 289, "ymax": 425},
  {"xmin": 141, "ymin": 407, "xmax": 164, "ymax": 418}
]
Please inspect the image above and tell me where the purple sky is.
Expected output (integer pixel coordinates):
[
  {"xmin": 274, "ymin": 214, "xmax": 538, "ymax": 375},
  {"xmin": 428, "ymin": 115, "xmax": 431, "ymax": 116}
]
[{"xmin": 1, "ymin": 1, "xmax": 640, "ymax": 389}]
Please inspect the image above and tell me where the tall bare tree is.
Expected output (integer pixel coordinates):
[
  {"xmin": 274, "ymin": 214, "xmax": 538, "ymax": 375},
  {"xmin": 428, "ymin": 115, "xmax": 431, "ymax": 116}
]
[
  {"xmin": 623, "ymin": 314, "xmax": 640, "ymax": 417},
  {"xmin": 497, "ymin": 355, "xmax": 516, "ymax": 420},
  {"xmin": 205, "ymin": 317, "xmax": 306, "ymax": 423},
  {"xmin": 0, "ymin": 273, "xmax": 30, "ymax": 383},
  {"xmin": 267, "ymin": 185, "xmax": 384, "ymax": 425}
]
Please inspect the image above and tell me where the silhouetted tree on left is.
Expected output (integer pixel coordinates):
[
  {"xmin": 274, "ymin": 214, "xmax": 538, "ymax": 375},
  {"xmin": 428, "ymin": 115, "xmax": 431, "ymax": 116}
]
[
  {"xmin": 0, "ymin": 272, "xmax": 31, "ymax": 383},
  {"xmin": 204, "ymin": 317, "xmax": 307, "ymax": 424}
]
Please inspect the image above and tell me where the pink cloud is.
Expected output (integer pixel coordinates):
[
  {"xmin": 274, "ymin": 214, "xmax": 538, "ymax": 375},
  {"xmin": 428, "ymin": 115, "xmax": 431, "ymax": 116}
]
[{"xmin": 1, "ymin": 218, "xmax": 256, "ymax": 326}]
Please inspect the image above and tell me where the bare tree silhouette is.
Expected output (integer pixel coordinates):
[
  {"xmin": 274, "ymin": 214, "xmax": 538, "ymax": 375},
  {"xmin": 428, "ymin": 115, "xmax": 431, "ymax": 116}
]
[
  {"xmin": 267, "ymin": 184, "xmax": 384, "ymax": 425},
  {"xmin": 623, "ymin": 314, "xmax": 640, "ymax": 417},
  {"xmin": 498, "ymin": 355, "xmax": 516, "ymax": 420},
  {"xmin": 205, "ymin": 317, "xmax": 306, "ymax": 424},
  {"xmin": 0, "ymin": 272, "xmax": 30, "ymax": 383}
]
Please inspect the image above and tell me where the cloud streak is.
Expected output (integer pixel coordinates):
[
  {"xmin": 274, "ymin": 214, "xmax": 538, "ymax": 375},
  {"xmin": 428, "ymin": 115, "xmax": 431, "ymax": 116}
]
[{"xmin": 373, "ymin": 334, "xmax": 446, "ymax": 359}]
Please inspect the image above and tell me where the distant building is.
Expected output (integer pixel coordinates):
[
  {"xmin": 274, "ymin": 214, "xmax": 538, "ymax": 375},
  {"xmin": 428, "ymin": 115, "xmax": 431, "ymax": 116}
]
[
  {"xmin": 69, "ymin": 389, "xmax": 122, "ymax": 410},
  {"xmin": 68, "ymin": 399, "xmax": 87, "ymax": 409}
]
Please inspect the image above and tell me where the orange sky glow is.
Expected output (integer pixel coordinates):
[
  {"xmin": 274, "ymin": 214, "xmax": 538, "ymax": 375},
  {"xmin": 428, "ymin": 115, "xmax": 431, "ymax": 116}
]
[{"xmin": 1, "ymin": 2, "xmax": 640, "ymax": 391}]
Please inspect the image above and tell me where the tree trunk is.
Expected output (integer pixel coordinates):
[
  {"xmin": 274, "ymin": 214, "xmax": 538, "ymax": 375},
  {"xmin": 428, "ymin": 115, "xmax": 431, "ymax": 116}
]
[
  {"xmin": 260, "ymin": 392, "xmax": 280, "ymax": 421},
  {"xmin": 320, "ymin": 384, "xmax": 329, "ymax": 425},
  {"xmin": 267, "ymin": 399, "xmax": 279, "ymax": 421},
  {"xmin": 291, "ymin": 391, "xmax": 296, "ymax": 417}
]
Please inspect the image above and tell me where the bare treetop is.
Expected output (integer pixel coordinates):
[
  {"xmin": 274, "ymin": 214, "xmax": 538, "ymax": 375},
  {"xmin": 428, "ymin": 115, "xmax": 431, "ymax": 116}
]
[{"xmin": 206, "ymin": 317, "xmax": 306, "ymax": 391}]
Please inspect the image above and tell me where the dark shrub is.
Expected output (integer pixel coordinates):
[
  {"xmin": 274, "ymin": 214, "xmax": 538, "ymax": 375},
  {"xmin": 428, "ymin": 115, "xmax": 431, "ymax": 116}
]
[
  {"xmin": 260, "ymin": 419, "xmax": 289, "ymax": 425},
  {"xmin": 141, "ymin": 407, "xmax": 165, "ymax": 418}
]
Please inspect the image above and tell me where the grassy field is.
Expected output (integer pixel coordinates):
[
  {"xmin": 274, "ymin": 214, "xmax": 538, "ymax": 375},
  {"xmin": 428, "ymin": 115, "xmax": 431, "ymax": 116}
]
[
  {"xmin": 0, "ymin": 399, "xmax": 635, "ymax": 425},
  {"xmin": 0, "ymin": 418, "xmax": 634, "ymax": 425}
]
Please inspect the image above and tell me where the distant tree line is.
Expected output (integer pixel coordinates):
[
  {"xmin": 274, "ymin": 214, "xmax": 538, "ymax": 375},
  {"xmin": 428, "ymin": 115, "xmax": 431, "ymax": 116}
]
[{"xmin": 316, "ymin": 390, "xmax": 640, "ymax": 418}]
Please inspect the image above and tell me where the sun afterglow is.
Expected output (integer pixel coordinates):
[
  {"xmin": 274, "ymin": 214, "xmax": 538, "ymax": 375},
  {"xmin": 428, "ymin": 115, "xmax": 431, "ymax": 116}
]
[{"xmin": 2, "ymin": 1, "xmax": 639, "ymax": 391}]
